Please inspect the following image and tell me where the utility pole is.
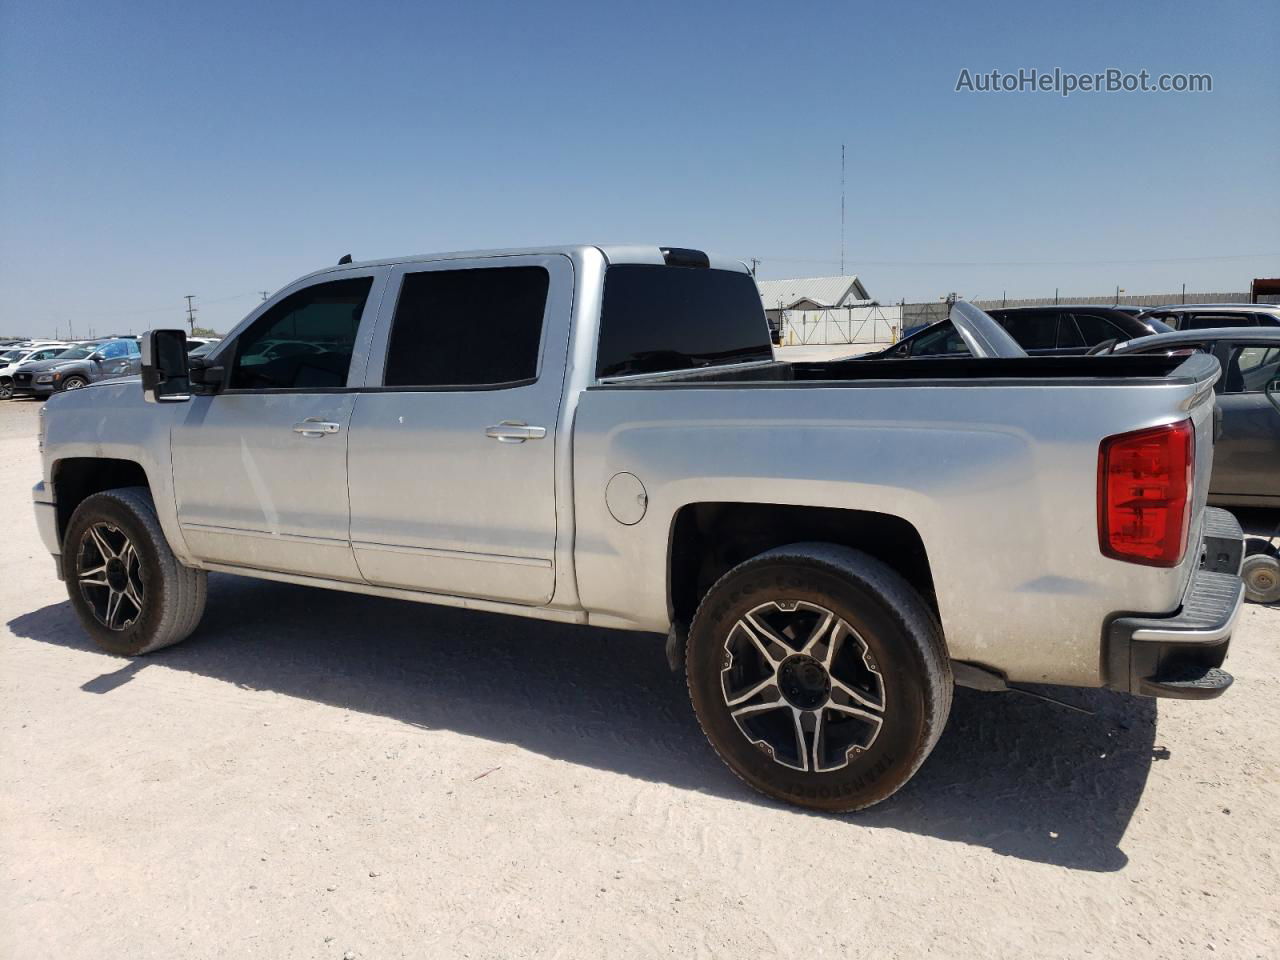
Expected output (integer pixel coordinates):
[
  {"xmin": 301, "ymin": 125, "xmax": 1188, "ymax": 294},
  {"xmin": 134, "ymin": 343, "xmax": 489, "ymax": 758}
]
[
  {"xmin": 1181, "ymin": 283, "xmax": 1186, "ymax": 304},
  {"xmin": 1054, "ymin": 287, "xmax": 1059, "ymax": 305},
  {"xmin": 260, "ymin": 291, "xmax": 271, "ymax": 301},
  {"xmin": 749, "ymin": 258, "xmax": 760, "ymax": 278},
  {"xmin": 1114, "ymin": 285, "xmax": 1124, "ymax": 306},
  {"xmin": 839, "ymin": 143, "xmax": 846, "ymax": 276},
  {"xmin": 184, "ymin": 295, "xmax": 197, "ymax": 335}
]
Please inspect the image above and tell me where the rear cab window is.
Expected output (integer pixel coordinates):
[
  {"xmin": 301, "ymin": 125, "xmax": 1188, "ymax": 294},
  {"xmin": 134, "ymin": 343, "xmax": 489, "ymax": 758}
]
[{"xmin": 596, "ymin": 265, "xmax": 773, "ymax": 378}]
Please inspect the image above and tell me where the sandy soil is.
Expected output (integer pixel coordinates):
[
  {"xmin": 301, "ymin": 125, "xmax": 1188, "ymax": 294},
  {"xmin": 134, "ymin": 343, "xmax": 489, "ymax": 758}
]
[{"xmin": 1, "ymin": 397, "xmax": 1277, "ymax": 960}]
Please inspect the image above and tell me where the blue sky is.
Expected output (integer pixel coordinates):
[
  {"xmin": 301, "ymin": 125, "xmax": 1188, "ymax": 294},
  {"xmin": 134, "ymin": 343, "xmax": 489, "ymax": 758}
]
[{"xmin": 2, "ymin": 0, "xmax": 1276, "ymax": 336}]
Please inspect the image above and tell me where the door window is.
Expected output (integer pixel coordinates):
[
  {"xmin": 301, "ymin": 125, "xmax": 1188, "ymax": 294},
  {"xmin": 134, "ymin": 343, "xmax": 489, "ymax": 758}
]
[
  {"xmin": 1184, "ymin": 313, "xmax": 1252, "ymax": 331},
  {"xmin": 1222, "ymin": 345, "xmax": 1280, "ymax": 394},
  {"xmin": 1056, "ymin": 315, "xmax": 1086, "ymax": 349},
  {"xmin": 383, "ymin": 266, "xmax": 549, "ymax": 388},
  {"xmin": 995, "ymin": 312, "xmax": 1057, "ymax": 350},
  {"xmin": 908, "ymin": 322, "xmax": 969, "ymax": 357},
  {"xmin": 228, "ymin": 277, "xmax": 373, "ymax": 390},
  {"xmin": 1071, "ymin": 313, "xmax": 1127, "ymax": 344},
  {"xmin": 99, "ymin": 341, "xmax": 129, "ymax": 360}
]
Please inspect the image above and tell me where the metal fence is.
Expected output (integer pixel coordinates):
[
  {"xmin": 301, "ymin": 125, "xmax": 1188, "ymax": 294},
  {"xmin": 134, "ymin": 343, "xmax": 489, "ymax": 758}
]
[
  {"xmin": 779, "ymin": 291, "xmax": 1268, "ymax": 345},
  {"xmin": 779, "ymin": 305, "xmax": 901, "ymax": 346}
]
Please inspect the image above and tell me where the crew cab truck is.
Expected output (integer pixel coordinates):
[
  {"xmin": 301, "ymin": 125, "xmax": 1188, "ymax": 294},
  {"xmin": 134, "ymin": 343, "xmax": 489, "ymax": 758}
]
[{"xmin": 32, "ymin": 245, "xmax": 1246, "ymax": 812}]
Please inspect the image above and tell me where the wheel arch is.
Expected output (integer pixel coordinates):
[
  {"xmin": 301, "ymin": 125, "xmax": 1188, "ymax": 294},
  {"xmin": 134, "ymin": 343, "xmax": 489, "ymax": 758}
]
[
  {"xmin": 52, "ymin": 457, "xmax": 152, "ymax": 547},
  {"xmin": 667, "ymin": 502, "xmax": 938, "ymax": 631}
]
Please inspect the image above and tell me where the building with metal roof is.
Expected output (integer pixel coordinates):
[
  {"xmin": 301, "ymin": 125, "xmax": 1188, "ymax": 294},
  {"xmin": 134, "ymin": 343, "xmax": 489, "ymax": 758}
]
[{"xmin": 756, "ymin": 275, "xmax": 872, "ymax": 313}]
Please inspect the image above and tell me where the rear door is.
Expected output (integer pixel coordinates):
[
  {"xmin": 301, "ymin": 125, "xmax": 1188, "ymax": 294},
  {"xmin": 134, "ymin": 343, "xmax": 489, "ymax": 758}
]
[
  {"xmin": 345, "ymin": 255, "xmax": 572, "ymax": 604},
  {"xmin": 1211, "ymin": 340, "xmax": 1280, "ymax": 502}
]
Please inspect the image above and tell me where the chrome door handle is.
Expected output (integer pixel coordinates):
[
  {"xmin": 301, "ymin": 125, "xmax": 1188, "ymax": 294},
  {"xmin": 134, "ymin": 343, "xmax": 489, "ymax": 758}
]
[
  {"xmin": 484, "ymin": 421, "xmax": 547, "ymax": 443},
  {"xmin": 292, "ymin": 419, "xmax": 341, "ymax": 438}
]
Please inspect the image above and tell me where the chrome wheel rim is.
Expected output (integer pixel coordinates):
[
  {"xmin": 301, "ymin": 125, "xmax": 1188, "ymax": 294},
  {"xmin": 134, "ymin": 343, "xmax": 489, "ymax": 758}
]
[
  {"xmin": 64, "ymin": 378, "xmax": 86, "ymax": 390},
  {"xmin": 76, "ymin": 522, "xmax": 144, "ymax": 631},
  {"xmin": 721, "ymin": 600, "xmax": 885, "ymax": 772}
]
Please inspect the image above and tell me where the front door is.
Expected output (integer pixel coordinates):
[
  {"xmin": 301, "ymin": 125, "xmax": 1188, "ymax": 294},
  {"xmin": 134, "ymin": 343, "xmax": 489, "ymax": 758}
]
[
  {"xmin": 172, "ymin": 270, "xmax": 388, "ymax": 580},
  {"xmin": 346, "ymin": 255, "xmax": 572, "ymax": 604}
]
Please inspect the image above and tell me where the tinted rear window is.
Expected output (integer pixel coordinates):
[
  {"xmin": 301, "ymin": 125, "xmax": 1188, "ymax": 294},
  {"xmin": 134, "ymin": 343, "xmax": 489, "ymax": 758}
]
[{"xmin": 596, "ymin": 265, "xmax": 772, "ymax": 378}]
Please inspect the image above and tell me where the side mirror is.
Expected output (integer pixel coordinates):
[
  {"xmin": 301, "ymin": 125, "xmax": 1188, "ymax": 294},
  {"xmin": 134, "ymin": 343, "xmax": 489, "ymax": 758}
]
[
  {"xmin": 1266, "ymin": 376, "xmax": 1280, "ymax": 416},
  {"xmin": 140, "ymin": 329, "xmax": 191, "ymax": 403},
  {"xmin": 89, "ymin": 352, "xmax": 104, "ymax": 362}
]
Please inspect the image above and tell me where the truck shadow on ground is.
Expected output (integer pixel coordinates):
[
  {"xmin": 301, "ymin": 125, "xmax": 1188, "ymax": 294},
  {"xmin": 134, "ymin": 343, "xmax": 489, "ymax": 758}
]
[{"xmin": 9, "ymin": 573, "xmax": 1159, "ymax": 873}]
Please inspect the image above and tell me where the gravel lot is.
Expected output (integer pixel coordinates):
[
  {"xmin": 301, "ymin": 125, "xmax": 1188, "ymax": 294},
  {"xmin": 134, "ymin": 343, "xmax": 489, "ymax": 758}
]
[{"xmin": 1, "ymin": 396, "xmax": 1277, "ymax": 960}]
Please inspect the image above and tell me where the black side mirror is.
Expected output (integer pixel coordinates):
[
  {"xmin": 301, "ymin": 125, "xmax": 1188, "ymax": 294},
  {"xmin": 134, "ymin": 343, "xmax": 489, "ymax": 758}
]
[
  {"xmin": 141, "ymin": 329, "xmax": 191, "ymax": 403},
  {"xmin": 1266, "ymin": 376, "xmax": 1280, "ymax": 416}
]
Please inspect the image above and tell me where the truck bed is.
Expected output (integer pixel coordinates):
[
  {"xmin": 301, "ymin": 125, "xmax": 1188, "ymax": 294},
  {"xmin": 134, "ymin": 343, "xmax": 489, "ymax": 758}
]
[{"xmin": 597, "ymin": 353, "xmax": 1194, "ymax": 387}]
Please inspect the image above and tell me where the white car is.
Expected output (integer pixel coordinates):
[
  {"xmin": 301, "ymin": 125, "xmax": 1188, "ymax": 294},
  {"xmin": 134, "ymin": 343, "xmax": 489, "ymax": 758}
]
[{"xmin": 0, "ymin": 346, "xmax": 69, "ymax": 398}]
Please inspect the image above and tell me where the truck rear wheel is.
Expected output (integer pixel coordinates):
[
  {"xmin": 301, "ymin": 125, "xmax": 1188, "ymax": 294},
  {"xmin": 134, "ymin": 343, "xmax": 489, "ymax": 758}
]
[
  {"xmin": 62, "ymin": 487, "xmax": 207, "ymax": 656},
  {"xmin": 686, "ymin": 543, "xmax": 952, "ymax": 812}
]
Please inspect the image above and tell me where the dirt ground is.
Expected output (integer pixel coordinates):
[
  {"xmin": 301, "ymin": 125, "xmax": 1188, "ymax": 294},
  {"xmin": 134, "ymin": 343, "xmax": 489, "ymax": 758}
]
[{"xmin": 1, "ymin": 397, "xmax": 1277, "ymax": 960}]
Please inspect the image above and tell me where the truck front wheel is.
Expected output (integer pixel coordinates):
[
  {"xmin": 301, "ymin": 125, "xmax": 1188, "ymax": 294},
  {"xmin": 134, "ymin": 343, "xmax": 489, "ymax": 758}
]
[
  {"xmin": 686, "ymin": 543, "xmax": 952, "ymax": 812},
  {"xmin": 62, "ymin": 487, "xmax": 207, "ymax": 656}
]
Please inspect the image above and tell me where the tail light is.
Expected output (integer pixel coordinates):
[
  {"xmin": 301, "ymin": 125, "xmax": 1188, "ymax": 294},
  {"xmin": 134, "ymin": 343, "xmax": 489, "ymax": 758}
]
[{"xmin": 1098, "ymin": 420, "xmax": 1194, "ymax": 567}]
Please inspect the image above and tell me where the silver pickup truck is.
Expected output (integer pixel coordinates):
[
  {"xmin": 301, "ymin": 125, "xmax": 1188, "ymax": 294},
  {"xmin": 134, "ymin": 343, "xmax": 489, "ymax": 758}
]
[{"xmin": 31, "ymin": 244, "xmax": 1246, "ymax": 812}]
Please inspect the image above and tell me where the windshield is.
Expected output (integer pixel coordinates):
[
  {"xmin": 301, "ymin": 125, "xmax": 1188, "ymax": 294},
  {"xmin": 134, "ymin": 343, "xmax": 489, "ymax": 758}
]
[
  {"xmin": 0, "ymin": 350, "xmax": 26, "ymax": 362},
  {"xmin": 55, "ymin": 347, "xmax": 94, "ymax": 360},
  {"xmin": 1146, "ymin": 317, "xmax": 1175, "ymax": 334}
]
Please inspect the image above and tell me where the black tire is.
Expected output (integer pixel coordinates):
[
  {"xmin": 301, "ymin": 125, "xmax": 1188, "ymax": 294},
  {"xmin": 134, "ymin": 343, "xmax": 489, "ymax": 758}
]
[
  {"xmin": 0, "ymin": 378, "xmax": 12, "ymax": 400},
  {"xmin": 686, "ymin": 543, "xmax": 952, "ymax": 812},
  {"xmin": 62, "ymin": 375, "xmax": 88, "ymax": 390},
  {"xmin": 62, "ymin": 487, "xmax": 207, "ymax": 655},
  {"xmin": 1241, "ymin": 552, "xmax": 1280, "ymax": 605}
]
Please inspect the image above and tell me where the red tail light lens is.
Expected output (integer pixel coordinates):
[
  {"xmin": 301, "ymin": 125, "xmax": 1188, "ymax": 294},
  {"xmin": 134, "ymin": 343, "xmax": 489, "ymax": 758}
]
[{"xmin": 1098, "ymin": 420, "xmax": 1194, "ymax": 567}]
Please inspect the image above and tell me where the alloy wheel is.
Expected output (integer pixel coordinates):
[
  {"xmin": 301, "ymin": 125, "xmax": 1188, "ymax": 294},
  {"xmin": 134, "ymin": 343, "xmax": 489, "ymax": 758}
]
[
  {"xmin": 76, "ymin": 522, "xmax": 144, "ymax": 631},
  {"xmin": 720, "ymin": 600, "xmax": 886, "ymax": 773}
]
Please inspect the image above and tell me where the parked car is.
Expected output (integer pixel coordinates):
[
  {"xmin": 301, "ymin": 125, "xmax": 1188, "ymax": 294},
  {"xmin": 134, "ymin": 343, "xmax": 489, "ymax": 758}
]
[
  {"xmin": 866, "ymin": 305, "xmax": 1171, "ymax": 358},
  {"xmin": 11, "ymin": 338, "xmax": 141, "ymax": 397},
  {"xmin": 1107, "ymin": 328, "xmax": 1280, "ymax": 508},
  {"xmin": 0, "ymin": 345, "xmax": 70, "ymax": 398},
  {"xmin": 185, "ymin": 336, "xmax": 221, "ymax": 354},
  {"xmin": 33, "ymin": 244, "xmax": 1245, "ymax": 813},
  {"xmin": 1140, "ymin": 304, "xmax": 1280, "ymax": 331}
]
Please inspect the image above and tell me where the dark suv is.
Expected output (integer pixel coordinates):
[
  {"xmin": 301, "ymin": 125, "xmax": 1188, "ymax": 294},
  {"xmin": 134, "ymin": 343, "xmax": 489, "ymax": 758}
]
[
  {"xmin": 869, "ymin": 305, "xmax": 1171, "ymax": 358},
  {"xmin": 11, "ymin": 339, "xmax": 142, "ymax": 397}
]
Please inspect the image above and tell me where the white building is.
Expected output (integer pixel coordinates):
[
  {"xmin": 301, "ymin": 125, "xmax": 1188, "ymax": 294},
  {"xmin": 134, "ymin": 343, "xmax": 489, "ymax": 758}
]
[{"xmin": 756, "ymin": 275, "xmax": 872, "ymax": 326}]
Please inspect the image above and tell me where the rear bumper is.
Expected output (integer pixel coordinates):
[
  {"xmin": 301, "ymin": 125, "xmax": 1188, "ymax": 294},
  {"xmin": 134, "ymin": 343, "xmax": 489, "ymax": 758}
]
[{"xmin": 1104, "ymin": 507, "xmax": 1244, "ymax": 700}]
